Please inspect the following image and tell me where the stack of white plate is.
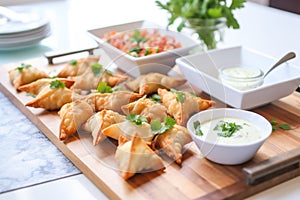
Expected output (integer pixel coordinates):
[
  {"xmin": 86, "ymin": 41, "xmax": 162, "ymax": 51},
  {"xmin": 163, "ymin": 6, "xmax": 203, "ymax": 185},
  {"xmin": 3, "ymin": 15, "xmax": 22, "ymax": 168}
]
[{"xmin": 0, "ymin": 7, "xmax": 51, "ymax": 50}]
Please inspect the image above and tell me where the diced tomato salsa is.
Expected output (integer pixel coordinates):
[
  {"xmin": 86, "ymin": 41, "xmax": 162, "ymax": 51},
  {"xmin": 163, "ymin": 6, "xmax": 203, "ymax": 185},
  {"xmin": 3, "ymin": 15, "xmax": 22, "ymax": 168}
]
[{"xmin": 102, "ymin": 29, "xmax": 182, "ymax": 57}]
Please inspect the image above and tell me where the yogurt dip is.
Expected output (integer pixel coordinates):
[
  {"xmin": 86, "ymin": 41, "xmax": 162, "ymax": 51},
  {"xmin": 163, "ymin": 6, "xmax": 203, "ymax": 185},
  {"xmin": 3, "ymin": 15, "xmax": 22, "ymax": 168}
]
[
  {"xmin": 219, "ymin": 66, "xmax": 264, "ymax": 90},
  {"xmin": 194, "ymin": 117, "xmax": 262, "ymax": 145}
]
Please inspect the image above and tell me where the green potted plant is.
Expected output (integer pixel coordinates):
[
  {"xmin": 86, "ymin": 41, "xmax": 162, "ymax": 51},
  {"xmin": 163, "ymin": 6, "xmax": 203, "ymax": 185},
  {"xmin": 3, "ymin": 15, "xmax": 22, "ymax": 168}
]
[{"xmin": 156, "ymin": 0, "xmax": 246, "ymax": 49}]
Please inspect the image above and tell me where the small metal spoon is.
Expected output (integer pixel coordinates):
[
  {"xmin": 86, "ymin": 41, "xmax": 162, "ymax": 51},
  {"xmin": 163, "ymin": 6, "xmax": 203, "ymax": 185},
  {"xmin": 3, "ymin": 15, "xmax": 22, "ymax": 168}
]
[{"xmin": 264, "ymin": 52, "xmax": 296, "ymax": 78}]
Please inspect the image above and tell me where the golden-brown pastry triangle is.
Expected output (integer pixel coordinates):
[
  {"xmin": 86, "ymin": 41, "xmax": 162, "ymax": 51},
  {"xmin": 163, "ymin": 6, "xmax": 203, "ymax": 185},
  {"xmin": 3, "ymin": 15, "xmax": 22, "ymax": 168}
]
[
  {"xmin": 9, "ymin": 65, "xmax": 48, "ymax": 90},
  {"xmin": 59, "ymin": 100, "xmax": 94, "ymax": 141},
  {"xmin": 125, "ymin": 72, "xmax": 186, "ymax": 95},
  {"xmin": 158, "ymin": 88, "xmax": 214, "ymax": 126},
  {"xmin": 154, "ymin": 124, "xmax": 192, "ymax": 165},
  {"xmin": 115, "ymin": 134, "xmax": 165, "ymax": 180},
  {"xmin": 121, "ymin": 96, "xmax": 167, "ymax": 122},
  {"xmin": 83, "ymin": 109, "xmax": 126, "ymax": 145},
  {"xmin": 57, "ymin": 55, "xmax": 100, "ymax": 78},
  {"xmin": 18, "ymin": 78, "xmax": 75, "ymax": 95}
]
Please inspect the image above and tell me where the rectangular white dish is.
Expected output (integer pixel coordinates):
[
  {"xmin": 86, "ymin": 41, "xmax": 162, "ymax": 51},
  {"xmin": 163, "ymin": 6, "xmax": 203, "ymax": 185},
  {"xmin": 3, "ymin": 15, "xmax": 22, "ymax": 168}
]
[
  {"xmin": 176, "ymin": 46, "xmax": 300, "ymax": 109},
  {"xmin": 88, "ymin": 20, "xmax": 199, "ymax": 77}
]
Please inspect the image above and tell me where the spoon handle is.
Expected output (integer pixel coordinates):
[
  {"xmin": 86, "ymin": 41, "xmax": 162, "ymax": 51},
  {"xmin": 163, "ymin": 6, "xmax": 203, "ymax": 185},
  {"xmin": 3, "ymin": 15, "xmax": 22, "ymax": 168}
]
[{"xmin": 264, "ymin": 52, "xmax": 296, "ymax": 78}]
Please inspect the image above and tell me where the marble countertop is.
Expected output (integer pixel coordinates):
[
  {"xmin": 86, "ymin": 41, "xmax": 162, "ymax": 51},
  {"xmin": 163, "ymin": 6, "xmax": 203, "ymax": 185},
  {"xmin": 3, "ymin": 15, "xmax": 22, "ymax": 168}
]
[{"xmin": 0, "ymin": 0, "xmax": 300, "ymax": 199}]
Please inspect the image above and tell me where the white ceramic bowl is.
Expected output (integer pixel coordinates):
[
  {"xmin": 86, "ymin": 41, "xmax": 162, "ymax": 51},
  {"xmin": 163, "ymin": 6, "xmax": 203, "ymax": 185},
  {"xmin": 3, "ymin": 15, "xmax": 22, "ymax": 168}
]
[
  {"xmin": 187, "ymin": 108, "xmax": 272, "ymax": 165},
  {"xmin": 176, "ymin": 46, "xmax": 300, "ymax": 109},
  {"xmin": 88, "ymin": 20, "xmax": 199, "ymax": 77}
]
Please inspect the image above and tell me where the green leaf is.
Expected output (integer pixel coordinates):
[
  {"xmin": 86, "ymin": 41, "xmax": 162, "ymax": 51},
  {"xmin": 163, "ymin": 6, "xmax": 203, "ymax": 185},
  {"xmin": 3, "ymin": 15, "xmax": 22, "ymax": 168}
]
[
  {"xmin": 50, "ymin": 80, "xmax": 66, "ymax": 89},
  {"xmin": 96, "ymin": 82, "xmax": 113, "ymax": 93},
  {"xmin": 270, "ymin": 118, "xmax": 277, "ymax": 125},
  {"xmin": 126, "ymin": 114, "xmax": 148, "ymax": 126},
  {"xmin": 26, "ymin": 93, "xmax": 36, "ymax": 98},
  {"xmin": 15, "ymin": 63, "xmax": 32, "ymax": 71},
  {"xmin": 170, "ymin": 88, "xmax": 186, "ymax": 103},
  {"xmin": 91, "ymin": 63, "xmax": 103, "ymax": 77},
  {"xmin": 150, "ymin": 94, "xmax": 161, "ymax": 103},
  {"xmin": 69, "ymin": 60, "xmax": 77, "ymax": 66},
  {"xmin": 150, "ymin": 116, "xmax": 176, "ymax": 134},
  {"xmin": 193, "ymin": 120, "xmax": 204, "ymax": 136},
  {"xmin": 214, "ymin": 120, "xmax": 242, "ymax": 137},
  {"xmin": 279, "ymin": 124, "xmax": 291, "ymax": 130},
  {"xmin": 230, "ymin": 0, "xmax": 246, "ymax": 10}
]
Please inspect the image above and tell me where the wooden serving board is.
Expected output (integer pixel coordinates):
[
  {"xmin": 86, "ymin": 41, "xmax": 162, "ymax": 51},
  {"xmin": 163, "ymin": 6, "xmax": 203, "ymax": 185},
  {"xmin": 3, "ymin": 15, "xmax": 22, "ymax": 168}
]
[{"xmin": 1, "ymin": 55, "xmax": 300, "ymax": 200}]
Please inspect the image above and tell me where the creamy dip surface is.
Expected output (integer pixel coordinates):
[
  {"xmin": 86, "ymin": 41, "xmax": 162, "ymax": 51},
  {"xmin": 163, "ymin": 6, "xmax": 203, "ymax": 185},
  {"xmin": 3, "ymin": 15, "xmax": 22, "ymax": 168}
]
[
  {"xmin": 222, "ymin": 67, "xmax": 262, "ymax": 78},
  {"xmin": 219, "ymin": 67, "xmax": 264, "ymax": 90},
  {"xmin": 195, "ymin": 117, "xmax": 262, "ymax": 145}
]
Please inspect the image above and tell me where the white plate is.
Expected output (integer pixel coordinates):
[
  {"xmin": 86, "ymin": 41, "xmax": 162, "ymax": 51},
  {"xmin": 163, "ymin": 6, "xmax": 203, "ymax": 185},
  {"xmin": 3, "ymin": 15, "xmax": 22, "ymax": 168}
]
[
  {"xmin": 176, "ymin": 46, "xmax": 300, "ymax": 109},
  {"xmin": 88, "ymin": 20, "xmax": 199, "ymax": 77}
]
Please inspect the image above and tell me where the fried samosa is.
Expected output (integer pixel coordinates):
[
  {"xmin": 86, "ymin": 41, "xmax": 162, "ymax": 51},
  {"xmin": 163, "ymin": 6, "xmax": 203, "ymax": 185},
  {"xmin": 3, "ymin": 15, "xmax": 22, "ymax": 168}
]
[
  {"xmin": 158, "ymin": 88, "xmax": 214, "ymax": 126},
  {"xmin": 85, "ymin": 91, "xmax": 142, "ymax": 113},
  {"xmin": 58, "ymin": 100, "xmax": 95, "ymax": 140},
  {"xmin": 9, "ymin": 64, "xmax": 48, "ymax": 90},
  {"xmin": 121, "ymin": 96, "xmax": 167, "ymax": 122},
  {"xmin": 57, "ymin": 55, "xmax": 100, "ymax": 78},
  {"xmin": 25, "ymin": 84, "xmax": 73, "ymax": 110},
  {"xmin": 125, "ymin": 72, "xmax": 186, "ymax": 95},
  {"xmin": 102, "ymin": 120, "xmax": 154, "ymax": 142},
  {"xmin": 115, "ymin": 134, "xmax": 165, "ymax": 180},
  {"xmin": 18, "ymin": 78, "xmax": 74, "ymax": 95},
  {"xmin": 83, "ymin": 109, "xmax": 126, "ymax": 145},
  {"xmin": 72, "ymin": 68, "xmax": 127, "ymax": 91},
  {"xmin": 154, "ymin": 124, "xmax": 192, "ymax": 165}
]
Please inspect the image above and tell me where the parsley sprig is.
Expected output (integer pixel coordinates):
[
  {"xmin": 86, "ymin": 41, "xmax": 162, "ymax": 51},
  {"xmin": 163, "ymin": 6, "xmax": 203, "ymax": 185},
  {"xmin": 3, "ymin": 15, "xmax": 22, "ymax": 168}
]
[
  {"xmin": 96, "ymin": 82, "xmax": 114, "ymax": 93},
  {"xmin": 126, "ymin": 114, "xmax": 148, "ymax": 126},
  {"xmin": 193, "ymin": 121, "xmax": 204, "ymax": 136},
  {"xmin": 91, "ymin": 63, "xmax": 103, "ymax": 77},
  {"xmin": 214, "ymin": 120, "xmax": 242, "ymax": 137},
  {"xmin": 270, "ymin": 118, "xmax": 291, "ymax": 132},
  {"xmin": 50, "ymin": 80, "xmax": 66, "ymax": 89},
  {"xmin": 15, "ymin": 63, "xmax": 32, "ymax": 71},
  {"xmin": 151, "ymin": 117, "xmax": 176, "ymax": 134},
  {"xmin": 170, "ymin": 89, "xmax": 186, "ymax": 103}
]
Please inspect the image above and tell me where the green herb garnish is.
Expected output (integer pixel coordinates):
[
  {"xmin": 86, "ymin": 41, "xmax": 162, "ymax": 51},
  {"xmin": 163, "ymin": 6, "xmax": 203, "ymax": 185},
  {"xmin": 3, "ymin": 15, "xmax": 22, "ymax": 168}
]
[
  {"xmin": 193, "ymin": 121, "xmax": 204, "ymax": 136},
  {"xmin": 170, "ymin": 88, "xmax": 186, "ymax": 103},
  {"xmin": 15, "ymin": 63, "xmax": 32, "ymax": 71},
  {"xmin": 131, "ymin": 29, "xmax": 147, "ymax": 45},
  {"xmin": 150, "ymin": 94, "xmax": 161, "ymax": 103},
  {"xmin": 91, "ymin": 63, "xmax": 103, "ymax": 77},
  {"xmin": 126, "ymin": 114, "xmax": 148, "ymax": 126},
  {"xmin": 269, "ymin": 118, "xmax": 292, "ymax": 132},
  {"xmin": 50, "ymin": 80, "xmax": 66, "ymax": 89},
  {"xmin": 279, "ymin": 124, "xmax": 291, "ymax": 130},
  {"xmin": 96, "ymin": 82, "xmax": 113, "ymax": 93},
  {"xmin": 69, "ymin": 60, "xmax": 77, "ymax": 66},
  {"xmin": 26, "ymin": 93, "xmax": 36, "ymax": 98},
  {"xmin": 214, "ymin": 120, "xmax": 242, "ymax": 137},
  {"xmin": 151, "ymin": 116, "xmax": 176, "ymax": 134}
]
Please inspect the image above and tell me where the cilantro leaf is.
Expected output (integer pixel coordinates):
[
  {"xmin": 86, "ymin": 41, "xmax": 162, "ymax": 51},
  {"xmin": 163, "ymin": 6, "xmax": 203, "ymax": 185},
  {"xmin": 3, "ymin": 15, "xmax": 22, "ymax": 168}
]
[
  {"xmin": 126, "ymin": 114, "xmax": 148, "ymax": 126},
  {"xmin": 150, "ymin": 94, "xmax": 161, "ymax": 103},
  {"xmin": 170, "ymin": 88, "xmax": 186, "ymax": 103},
  {"xmin": 279, "ymin": 124, "xmax": 291, "ymax": 130},
  {"xmin": 15, "ymin": 63, "xmax": 32, "ymax": 71},
  {"xmin": 150, "ymin": 116, "xmax": 176, "ymax": 134},
  {"xmin": 69, "ymin": 60, "xmax": 77, "ymax": 66},
  {"xmin": 91, "ymin": 63, "xmax": 103, "ymax": 77},
  {"xmin": 96, "ymin": 82, "xmax": 113, "ymax": 93},
  {"xmin": 50, "ymin": 80, "xmax": 66, "ymax": 89},
  {"xmin": 214, "ymin": 120, "xmax": 242, "ymax": 137},
  {"xmin": 193, "ymin": 121, "xmax": 204, "ymax": 136}
]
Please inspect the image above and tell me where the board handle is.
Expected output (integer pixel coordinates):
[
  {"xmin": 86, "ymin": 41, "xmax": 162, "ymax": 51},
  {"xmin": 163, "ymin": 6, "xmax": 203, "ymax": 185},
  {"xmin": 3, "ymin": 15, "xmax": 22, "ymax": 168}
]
[
  {"xmin": 44, "ymin": 46, "xmax": 99, "ymax": 64},
  {"xmin": 243, "ymin": 148, "xmax": 300, "ymax": 185}
]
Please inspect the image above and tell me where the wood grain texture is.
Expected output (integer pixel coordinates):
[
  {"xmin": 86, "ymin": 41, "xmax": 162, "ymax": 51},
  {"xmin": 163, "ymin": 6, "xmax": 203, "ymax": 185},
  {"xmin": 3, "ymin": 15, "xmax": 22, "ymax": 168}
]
[{"xmin": 1, "ymin": 56, "xmax": 300, "ymax": 200}]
